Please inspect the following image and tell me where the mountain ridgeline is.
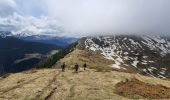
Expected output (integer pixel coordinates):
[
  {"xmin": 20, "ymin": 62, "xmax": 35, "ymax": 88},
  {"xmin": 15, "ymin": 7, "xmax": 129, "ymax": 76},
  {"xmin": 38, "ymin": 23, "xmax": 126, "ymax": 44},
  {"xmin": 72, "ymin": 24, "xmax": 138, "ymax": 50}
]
[
  {"xmin": 0, "ymin": 17, "xmax": 170, "ymax": 99},
  {"xmin": 21, "ymin": 35, "xmax": 78, "ymax": 47},
  {"xmin": 57, "ymin": 35, "xmax": 170, "ymax": 79},
  {"xmin": 1, "ymin": 32, "xmax": 170, "ymax": 79},
  {"xmin": 0, "ymin": 35, "xmax": 170, "ymax": 100},
  {"xmin": 84, "ymin": 35, "xmax": 170, "ymax": 78},
  {"xmin": 0, "ymin": 31, "xmax": 78, "ymax": 47}
]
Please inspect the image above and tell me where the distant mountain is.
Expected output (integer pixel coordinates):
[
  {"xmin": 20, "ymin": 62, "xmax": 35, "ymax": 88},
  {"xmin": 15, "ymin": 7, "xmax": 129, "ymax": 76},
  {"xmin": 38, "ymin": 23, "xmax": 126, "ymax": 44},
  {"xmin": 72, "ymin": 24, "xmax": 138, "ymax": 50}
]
[
  {"xmin": 0, "ymin": 31, "xmax": 12, "ymax": 38},
  {"xmin": 21, "ymin": 35, "xmax": 78, "ymax": 47},
  {"xmin": 0, "ymin": 36, "xmax": 60, "ymax": 75},
  {"xmin": 0, "ymin": 31, "xmax": 78, "ymax": 47},
  {"xmin": 57, "ymin": 35, "xmax": 170, "ymax": 79}
]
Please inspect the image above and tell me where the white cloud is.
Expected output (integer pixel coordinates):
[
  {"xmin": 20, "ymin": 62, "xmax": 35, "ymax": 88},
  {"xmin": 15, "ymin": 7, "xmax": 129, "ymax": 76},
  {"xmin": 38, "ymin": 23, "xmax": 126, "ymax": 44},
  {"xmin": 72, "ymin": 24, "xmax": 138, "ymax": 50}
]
[
  {"xmin": 0, "ymin": 0, "xmax": 79, "ymax": 37},
  {"xmin": 0, "ymin": 0, "xmax": 170, "ymax": 37},
  {"xmin": 0, "ymin": 13, "xmax": 77, "ymax": 37}
]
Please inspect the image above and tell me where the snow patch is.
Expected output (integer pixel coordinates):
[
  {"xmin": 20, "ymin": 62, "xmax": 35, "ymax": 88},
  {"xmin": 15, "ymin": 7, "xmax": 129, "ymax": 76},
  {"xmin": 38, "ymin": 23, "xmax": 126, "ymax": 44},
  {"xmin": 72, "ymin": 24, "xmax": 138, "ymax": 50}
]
[{"xmin": 132, "ymin": 60, "xmax": 139, "ymax": 68}]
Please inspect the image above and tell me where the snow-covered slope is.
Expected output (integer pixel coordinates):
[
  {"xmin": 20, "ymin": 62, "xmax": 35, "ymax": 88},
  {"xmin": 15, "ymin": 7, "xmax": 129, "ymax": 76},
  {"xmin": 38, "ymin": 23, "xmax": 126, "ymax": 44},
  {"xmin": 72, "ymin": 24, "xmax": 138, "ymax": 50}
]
[{"xmin": 84, "ymin": 35, "xmax": 170, "ymax": 78}]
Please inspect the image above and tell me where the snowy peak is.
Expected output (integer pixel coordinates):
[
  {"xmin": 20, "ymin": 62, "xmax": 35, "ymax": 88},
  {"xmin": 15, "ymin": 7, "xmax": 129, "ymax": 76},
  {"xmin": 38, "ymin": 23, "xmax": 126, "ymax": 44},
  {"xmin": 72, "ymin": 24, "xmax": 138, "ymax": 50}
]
[
  {"xmin": 0, "ymin": 31, "xmax": 78, "ymax": 47},
  {"xmin": 83, "ymin": 35, "xmax": 170, "ymax": 78},
  {"xmin": 0, "ymin": 31, "xmax": 12, "ymax": 38}
]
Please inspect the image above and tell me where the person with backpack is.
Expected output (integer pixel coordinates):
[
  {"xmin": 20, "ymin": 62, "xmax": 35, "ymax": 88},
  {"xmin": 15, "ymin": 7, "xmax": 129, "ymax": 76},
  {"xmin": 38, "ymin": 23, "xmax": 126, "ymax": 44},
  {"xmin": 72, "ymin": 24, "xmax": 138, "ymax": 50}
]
[
  {"xmin": 61, "ymin": 62, "xmax": 66, "ymax": 72},
  {"xmin": 83, "ymin": 63, "xmax": 87, "ymax": 70},
  {"xmin": 74, "ymin": 63, "xmax": 79, "ymax": 72}
]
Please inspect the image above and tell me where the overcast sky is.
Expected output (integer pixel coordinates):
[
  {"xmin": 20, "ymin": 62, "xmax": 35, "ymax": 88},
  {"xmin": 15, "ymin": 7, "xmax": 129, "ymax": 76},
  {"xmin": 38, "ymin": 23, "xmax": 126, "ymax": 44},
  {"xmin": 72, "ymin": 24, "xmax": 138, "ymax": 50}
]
[{"xmin": 0, "ymin": 0, "xmax": 170, "ymax": 37}]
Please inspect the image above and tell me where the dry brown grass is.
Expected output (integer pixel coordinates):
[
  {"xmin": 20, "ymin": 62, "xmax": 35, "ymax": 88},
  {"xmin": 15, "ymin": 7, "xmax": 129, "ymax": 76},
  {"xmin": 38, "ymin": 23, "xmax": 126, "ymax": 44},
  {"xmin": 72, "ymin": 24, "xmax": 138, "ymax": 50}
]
[
  {"xmin": 0, "ymin": 68, "xmax": 170, "ymax": 100},
  {"xmin": 22, "ymin": 69, "xmax": 38, "ymax": 74},
  {"xmin": 114, "ymin": 78, "xmax": 170, "ymax": 99},
  {"xmin": 58, "ymin": 48, "xmax": 114, "ymax": 72},
  {"xmin": 58, "ymin": 48, "xmax": 140, "ymax": 74}
]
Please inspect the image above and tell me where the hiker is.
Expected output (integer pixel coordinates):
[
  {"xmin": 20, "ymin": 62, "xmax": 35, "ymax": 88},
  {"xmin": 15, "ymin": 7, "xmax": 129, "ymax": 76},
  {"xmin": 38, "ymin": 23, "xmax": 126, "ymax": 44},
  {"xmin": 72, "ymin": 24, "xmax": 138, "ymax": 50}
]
[
  {"xmin": 83, "ymin": 63, "xmax": 87, "ymax": 70},
  {"xmin": 61, "ymin": 62, "xmax": 66, "ymax": 72},
  {"xmin": 74, "ymin": 63, "xmax": 79, "ymax": 72}
]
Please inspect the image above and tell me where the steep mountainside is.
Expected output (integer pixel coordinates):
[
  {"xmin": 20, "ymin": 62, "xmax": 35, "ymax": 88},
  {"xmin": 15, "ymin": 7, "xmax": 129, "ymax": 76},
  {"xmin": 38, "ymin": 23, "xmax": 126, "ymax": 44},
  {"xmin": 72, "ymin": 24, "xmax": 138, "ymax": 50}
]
[
  {"xmin": 1, "ymin": 35, "xmax": 170, "ymax": 99},
  {"xmin": 37, "ymin": 42, "xmax": 78, "ymax": 68},
  {"xmin": 59, "ymin": 35, "xmax": 170, "ymax": 79}
]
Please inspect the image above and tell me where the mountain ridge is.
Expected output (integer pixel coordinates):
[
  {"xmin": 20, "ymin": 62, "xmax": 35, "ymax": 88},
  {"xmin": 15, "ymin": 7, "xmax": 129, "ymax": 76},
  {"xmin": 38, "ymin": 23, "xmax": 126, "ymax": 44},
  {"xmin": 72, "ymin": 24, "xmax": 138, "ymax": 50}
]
[
  {"xmin": 58, "ymin": 35, "xmax": 170, "ymax": 79},
  {"xmin": 0, "ymin": 31, "xmax": 78, "ymax": 47}
]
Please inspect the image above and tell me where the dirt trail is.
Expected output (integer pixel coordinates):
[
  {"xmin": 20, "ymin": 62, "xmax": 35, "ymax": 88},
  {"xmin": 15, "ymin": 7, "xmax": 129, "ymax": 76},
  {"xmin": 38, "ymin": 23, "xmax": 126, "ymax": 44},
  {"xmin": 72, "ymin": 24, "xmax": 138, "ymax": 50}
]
[
  {"xmin": 34, "ymin": 71, "xmax": 61, "ymax": 100},
  {"xmin": 0, "ymin": 68, "xmax": 170, "ymax": 100}
]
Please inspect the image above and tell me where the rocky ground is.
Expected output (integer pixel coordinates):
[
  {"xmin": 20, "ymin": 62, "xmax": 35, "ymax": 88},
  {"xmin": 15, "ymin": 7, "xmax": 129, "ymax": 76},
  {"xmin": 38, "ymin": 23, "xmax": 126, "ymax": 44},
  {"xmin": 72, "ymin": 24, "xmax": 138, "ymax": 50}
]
[{"xmin": 0, "ymin": 68, "xmax": 170, "ymax": 100}]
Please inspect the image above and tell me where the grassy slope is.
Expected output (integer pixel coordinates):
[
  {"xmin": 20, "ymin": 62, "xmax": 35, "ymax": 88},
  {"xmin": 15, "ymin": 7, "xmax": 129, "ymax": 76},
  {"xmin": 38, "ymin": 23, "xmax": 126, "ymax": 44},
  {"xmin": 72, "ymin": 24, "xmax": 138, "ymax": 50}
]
[
  {"xmin": 58, "ymin": 48, "xmax": 139, "ymax": 74},
  {"xmin": 0, "ymin": 68, "xmax": 170, "ymax": 100}
]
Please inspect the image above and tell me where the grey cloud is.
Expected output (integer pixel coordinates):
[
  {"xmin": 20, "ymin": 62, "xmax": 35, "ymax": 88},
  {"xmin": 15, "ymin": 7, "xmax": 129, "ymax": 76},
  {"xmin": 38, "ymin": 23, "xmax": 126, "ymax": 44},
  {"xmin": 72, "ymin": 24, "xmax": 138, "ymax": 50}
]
[
  {"xmin": 0, "ymin": 24, "xmax": 15, "ymax": 31},
  {"xmin": 0, "ymin": 0, "xmax": 17, "ymax": 17},
  {"xmin": 42, "ymin": 0, "xmax": 170, "ymax": 35}
]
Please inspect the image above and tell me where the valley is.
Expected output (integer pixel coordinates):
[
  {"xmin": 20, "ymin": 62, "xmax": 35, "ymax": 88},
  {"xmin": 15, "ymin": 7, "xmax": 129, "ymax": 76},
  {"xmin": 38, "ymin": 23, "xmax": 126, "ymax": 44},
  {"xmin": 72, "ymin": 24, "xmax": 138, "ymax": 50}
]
[{"xmin": 0, "ymin": 36, "xmax": 60, "ymax": 75}]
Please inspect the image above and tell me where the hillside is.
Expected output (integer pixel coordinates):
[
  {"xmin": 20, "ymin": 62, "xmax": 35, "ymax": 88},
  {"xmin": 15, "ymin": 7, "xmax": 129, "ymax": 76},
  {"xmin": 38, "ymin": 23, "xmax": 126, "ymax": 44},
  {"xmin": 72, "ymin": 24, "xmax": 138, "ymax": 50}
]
[
  {"xmin": 1, "ymin": 35, "xmax": 170, "ymax": 100},
  {"xmin": 0, "ymin": 68, "xmax": 169, "ymax": 100},
  {"xmin": 0, "ymin": 36, "xmax": 60, "ymax": 75},
  {"xmin": 58, "ymin": 35, "xmax": 170, "ymax": 79}
]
